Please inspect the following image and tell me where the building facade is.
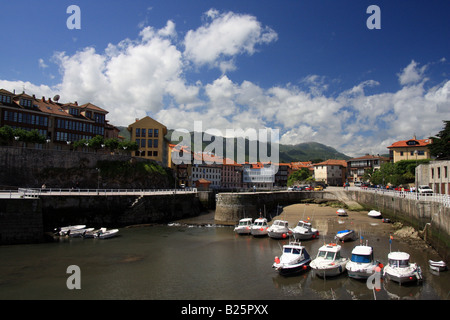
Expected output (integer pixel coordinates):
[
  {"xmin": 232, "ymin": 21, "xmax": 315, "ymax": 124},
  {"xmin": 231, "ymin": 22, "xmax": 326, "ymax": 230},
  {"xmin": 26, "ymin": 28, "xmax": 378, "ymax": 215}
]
[
  {"xmin": 347, "ymin": 154, "xmax": 390, "ymax": 182},
  {"xmin": 0, "ymin": 89, "xmax": 115, "ymax": 149},
  {"xmin": 416, "ymin": 160, "xmax": 450, "ymax": 195},
  {"xmin": 127, "ymin": 116, "xmax": 168, "ymax": 166},
  {"xmin": 387, "ymin": 136, "xmax": 432, "ymax": 163},
  {"xmin": 313, "ymin": 159, "xmax": 347, "ymax": 186}
]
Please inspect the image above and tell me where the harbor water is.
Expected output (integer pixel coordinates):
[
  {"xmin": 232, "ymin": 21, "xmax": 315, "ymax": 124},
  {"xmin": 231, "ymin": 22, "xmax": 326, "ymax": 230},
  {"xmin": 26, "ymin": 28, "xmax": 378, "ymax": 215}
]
[{"xmin": 0, "ymin": 207, "xmax": 449, "ymax": 301}]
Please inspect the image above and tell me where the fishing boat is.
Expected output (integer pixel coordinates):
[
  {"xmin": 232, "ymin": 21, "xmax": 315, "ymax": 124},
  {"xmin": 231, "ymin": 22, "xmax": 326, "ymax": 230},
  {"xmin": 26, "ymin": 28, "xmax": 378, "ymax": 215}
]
[
  {"xmin": 267, "ymin": 220, "xmax": 291, "ymax": 239},
  {"xmin": 250, "ymin": 217, "xmax": 269, "ymax": 237},
  {"xmin": 94, "ymin": 228, "xmax": 119, "ymax": 239},
  {"xmin": 336, "ymin": 208, "xmax": 347, "ymax": 216},
  {"xmin": 346, "ymin": 243, "xmax": 382, "ymax": 279},
  {"xmin": 292, "ymin": 220, "xmax": 319, "ymax": 240},
  {"xmin": 310, "ymin": 243, "xmax": 348, "ymax": 278},
  {"xmin": 335, "ymin": 229, "xmax": 355, "ymax": 242},
  {"xmin": 383, "ymin": 252, "xmax": 422, "ymax": 284},
  {"xmin": 368, "ymin": 210, "xmax": 382, "ymax": 218},
  {"xmin": 428, "ymin": 260, "xmax": 447, "ymax": 272},
  {"xmin": 233, "ymin": 218, "xmax": 253, "ymax": 235},
  {"xmin": 56, "ymin": 225, "xmax": 86, "ymax": 236},
  {"xmin": 68, "ymin": 228, "xmax": 94, "ymax": 238},
  {"xmin": 272, "ymin": 241, "xmax": 311, "ymax": 276}
]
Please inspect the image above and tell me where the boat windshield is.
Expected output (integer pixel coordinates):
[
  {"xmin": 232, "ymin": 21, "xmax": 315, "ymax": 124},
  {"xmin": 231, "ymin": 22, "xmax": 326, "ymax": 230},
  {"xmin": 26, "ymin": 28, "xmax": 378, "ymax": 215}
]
[
  {"xmin": 318, "ymin": 250, "xmax": 336, "ymax": 260},
  {"xmin": 239, "ymin": 221, "xmax": 251, "ymax": 226},
  {"xmin": 389, "ymin": 259, "xmax": 409, "ymax": 268},
  {"xmin": 351, "ymin": 254, "xmax": 372, "ymax": 263},
  {"xmin": 284, "ymin": 248, "xmax": 302, "ymax": 254},
  {"xmin": 255, "ymin": 221, "xmax": 267, "ymax": 226}
]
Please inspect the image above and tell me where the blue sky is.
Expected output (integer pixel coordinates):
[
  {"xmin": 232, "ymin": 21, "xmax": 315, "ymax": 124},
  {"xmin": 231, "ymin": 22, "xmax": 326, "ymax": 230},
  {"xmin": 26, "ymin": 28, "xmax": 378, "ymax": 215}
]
[{"xmin": 1, "ymin": 0, "xmax": 449, "ymax": 156}]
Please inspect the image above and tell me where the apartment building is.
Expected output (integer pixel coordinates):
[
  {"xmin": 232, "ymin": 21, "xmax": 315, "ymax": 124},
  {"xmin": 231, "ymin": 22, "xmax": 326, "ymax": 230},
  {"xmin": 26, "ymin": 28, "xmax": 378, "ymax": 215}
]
[
  {"xmin": 347, "ymin": 154, "xmax": 390, "ymax": 182},
  {"xmin": 313, "ymin": 159, "xmax": 347, "ymax": 186},
  {"xmin": 416, "ymin": 160, "xmax": 450, "ymax": 195},
  {"xmin": 127, "ymin": 116, "xmax": 168, "ymax": 166},
  {"xmin": 0, "ymin": 89, "xmax": 116, "ymax": 149},
  {"xmin": 387, "ymin": 136, "xmax": 432, "ymax": 163}
]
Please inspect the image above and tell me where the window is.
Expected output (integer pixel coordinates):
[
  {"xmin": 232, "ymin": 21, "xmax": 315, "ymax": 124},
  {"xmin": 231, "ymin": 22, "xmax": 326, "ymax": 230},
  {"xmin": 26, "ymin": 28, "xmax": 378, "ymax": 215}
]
[
  {"xmin": 400, "ymin": 151, "xmax": 404, "ymax": 156},
  {"xmin": 141, "ymin": 129, "xmax": 146, "ymax": 137},
  {"xmin": 153, "ymin": 151, "xmax": 158, "ymax": 157},
  {"xmin": 148, "ymin": 139, "xmax": 152, "ymax": 148},
  {"xmin": 141, "ymin": 139, "xmax": 145, "ymax": 147},
  {"xmin": 445, "ymin": 166, "xmax": 448, "ymax": 178},
  {"xmin": 148, "ymin": 129, "xmax": 153, "ymax": 137},
  {"xmin": 154, "ymin": 139, "xmax": 158, "ymax": 148},
  {"xmin": 154, "ymin": 129, "xmax": 159, "ymax": 137},
  {"xmin": 418, "ymin": 150, "xmax": 425, "ymax": 155},
  {"xmin": 135, "ymin": 128, "xmax": 140, "ymax": 137},
  {"xmin": 136, "ymin": 139, "xmax": 140, "ymax": 146}
]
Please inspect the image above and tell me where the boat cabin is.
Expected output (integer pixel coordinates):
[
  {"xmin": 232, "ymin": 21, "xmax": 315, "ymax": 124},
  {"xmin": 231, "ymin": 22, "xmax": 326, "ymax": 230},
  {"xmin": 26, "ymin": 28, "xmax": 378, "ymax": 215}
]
[
  {"xmin": 350, "ymin": 246, "xmax": 373, "ymax": 263},
  {"xmin": 253, "ymin": 218, "xmax": 268, "ymax": 227},
  {"xmin": 238, "ymin": 218, "xmax": 252, "ymax": 226},
  {"xmin": 272, "ymin": 220, "xmax": 289, "ymax": 228},
  {"xmin": 297, "ymin": 220, "xmax": 312, "ymax": 229},
  {"xmin": 388, "ymin": 252, "xmax": 410, "ymax": 268},
  {"xmin": 316, "ymin": 244, "xmax": 342, "ymax": 261}
]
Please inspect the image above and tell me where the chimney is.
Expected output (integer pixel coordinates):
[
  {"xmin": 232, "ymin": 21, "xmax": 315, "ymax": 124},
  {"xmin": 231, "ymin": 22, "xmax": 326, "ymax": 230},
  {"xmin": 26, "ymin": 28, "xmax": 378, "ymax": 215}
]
[{"xmin": 42, "ymin": 96, "xmax": 45, "ymax": 102}]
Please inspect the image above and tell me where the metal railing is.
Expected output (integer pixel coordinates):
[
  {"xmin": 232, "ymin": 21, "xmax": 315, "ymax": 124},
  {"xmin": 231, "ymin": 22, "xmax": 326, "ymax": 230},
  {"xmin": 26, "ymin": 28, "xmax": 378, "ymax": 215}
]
[
  {"xmin": 355, "ymin": 187, "xmax": 450, "ymax": 208},
  {"xmin": 0, "ymin": 187, "xmax": 198, "ymax": 199}
]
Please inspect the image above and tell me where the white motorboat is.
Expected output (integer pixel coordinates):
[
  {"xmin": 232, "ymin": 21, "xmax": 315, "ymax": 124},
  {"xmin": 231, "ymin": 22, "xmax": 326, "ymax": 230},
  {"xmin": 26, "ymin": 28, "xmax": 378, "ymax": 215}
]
[
  {"xmin": 310, "ymin": 243, "xmax": 348, "ymax": 278},
  {"xmin": 346, "ymin": 243, "xmax": 382, "ymax": 279},
  {"xmin": 383, "ymin": 252, "xmax": 422, "ymax": 284},
  {"xmin": 68, "ymin": 228, "xmax": 94, "ymax": 238},
  {"xmin": 250, "ymin": 217, "xmax": 269, "ymax": 237},
  {"xmin": 272, "ymin": 241, "xmax": 311, "ymax": 276},
  {"xmin": 94, "ymin": 228, "xmax": 119, "ymax": 239},
  {"xmin": 233, "ymin": 218, "xmax": 253, "ymax": 235},
  {"xmin": 335, "ymin": 229, "xmax": 355, "ymax": 242},
  {"xmin": 428, "ymin": 260, "xmax": 447, "ymax": 272},
  {"xmin": 56, "ymin": 225, "xmax": 86, "ymax": 236},
  {"xmin": 267, "ymin": 220, "xmax": 292, "ymax": 239},
  {"xmin": 368, "ymin": 210, "xmax": 382, "ymax": 218},
  {"xmin": 336, "ymin": 208, "xmax": 347, "ymax": 216},
  {"xmin": 292, "ymin": 220, "xmax": 319, "ymax": 240}
]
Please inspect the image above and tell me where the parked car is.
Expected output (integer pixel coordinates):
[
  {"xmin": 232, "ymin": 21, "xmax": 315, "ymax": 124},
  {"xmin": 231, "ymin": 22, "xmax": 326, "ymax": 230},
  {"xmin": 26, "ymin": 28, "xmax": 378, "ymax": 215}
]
[
  {"xmin": 394, "ymin": 185, "xmax": 410, "ymax": 192},
  {"xmin": 314, "ymin": 185, "xmax": 323, "ymax": 191},
  {"xmin": 418, "ymin": 185, "xmax": 433, "ymax": 194},
  {"xmin": 304, "ymin": 185, "xmax": 313, "ymax": 191}
]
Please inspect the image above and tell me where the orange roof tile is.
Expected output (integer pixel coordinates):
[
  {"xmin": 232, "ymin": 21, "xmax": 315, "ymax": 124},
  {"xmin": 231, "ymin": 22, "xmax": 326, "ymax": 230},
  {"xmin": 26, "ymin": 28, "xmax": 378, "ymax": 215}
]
[
  {"xmin": 313, "ymin": 159, "xmax": 348, "ymax": 167},
  {"xmin": 387, "ymin": 138, "xmax": 432, "ymax": 148}
]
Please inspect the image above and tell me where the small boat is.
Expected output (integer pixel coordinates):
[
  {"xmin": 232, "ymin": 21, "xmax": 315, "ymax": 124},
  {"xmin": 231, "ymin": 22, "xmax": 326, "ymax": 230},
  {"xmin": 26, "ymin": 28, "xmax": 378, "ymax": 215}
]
[
  {"xmin": 250, "ymin": 218, "xmax": 269, "ymax": 237},
  {"xmin": 336, "ymin": 208, "xmax": 347, "ymax": 216},
  {"xmin": 233, "ymin": 218, "xmax": 253, "ymax": 235},
  {"xmin": 428, "ymin": 260, "xmax": 447, "ymax": 272},
  {"xmin": 292, "ymin": 220, "xmax": 319, "ymax": 240},
  {"xmin": 346, "ymin": 243, "xmax": 382, "ymax": 279},
  {"xmin": 272, "ymin": 241, "xmax": 311, "ymax": 276},
  {"xmin": 310, "ymin": 243, "xmax": 348, "ymax": 278},
  {"xmin": 56, "ymin": 225, "xmax": 86, "ymax": 236},
  {"xmin": 335, "ymin": 229, "xmax": 356, "ymax": 242},
  {"xmin": 94, "ymin": 228, "xmax": 119, "ymax": 239},
  {"xmin": 368, "ymin": 210, "xmax": 382, "ymax": 218},
  {"xmin": 267, "ymin": 220, "xmax": 291, "ymax": 239},
  {"xmin": 383, "ymin": 252, "xmax": 422, "ymax": 284},
  {"xmin": 68, "ymin": 228, "xmax": 94, "ymax": 238},
  {"xmin": 83, "ymin": 229, "xmax": 101, "ymax": 238}
]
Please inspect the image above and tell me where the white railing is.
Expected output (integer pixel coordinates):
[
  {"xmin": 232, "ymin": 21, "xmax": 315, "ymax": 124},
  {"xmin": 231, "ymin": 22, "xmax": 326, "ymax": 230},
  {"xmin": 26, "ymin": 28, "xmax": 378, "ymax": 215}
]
[
  {"xmin": 0, "ymin": 188, "xmax": 198, "ymax": 198},
  {"xmin": 355, "ymin": 187, "xmax": 450, "ymax": 207}
]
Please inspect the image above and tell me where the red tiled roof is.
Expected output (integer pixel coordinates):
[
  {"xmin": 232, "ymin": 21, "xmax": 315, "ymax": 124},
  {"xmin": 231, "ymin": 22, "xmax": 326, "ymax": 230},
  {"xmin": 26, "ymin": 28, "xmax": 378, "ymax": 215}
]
[
  {"xmin": 387, "ymin": 138, "xmax": 432, "ymax": 148},
  {"xmin": 313, "ymin": 159, "xmax": 348, "ymax": 167},
  {"xmin": 347, "ymin": 154, "xmax": 390, "ymax": 161}
]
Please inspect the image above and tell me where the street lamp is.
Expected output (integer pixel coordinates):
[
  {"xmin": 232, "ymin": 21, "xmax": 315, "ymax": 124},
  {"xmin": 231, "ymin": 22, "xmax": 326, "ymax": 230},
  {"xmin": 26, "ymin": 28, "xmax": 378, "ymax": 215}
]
[{"xmin": 414, "ymin": 150, "xmax": 418, "ymax": 199}]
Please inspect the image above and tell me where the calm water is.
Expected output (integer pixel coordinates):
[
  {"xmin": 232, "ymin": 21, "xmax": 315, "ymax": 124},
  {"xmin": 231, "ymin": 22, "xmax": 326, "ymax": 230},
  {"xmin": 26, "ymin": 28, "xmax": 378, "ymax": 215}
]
[{"xmin": 0, "ymin": 223, "xmax": 449, "ymax": 300}]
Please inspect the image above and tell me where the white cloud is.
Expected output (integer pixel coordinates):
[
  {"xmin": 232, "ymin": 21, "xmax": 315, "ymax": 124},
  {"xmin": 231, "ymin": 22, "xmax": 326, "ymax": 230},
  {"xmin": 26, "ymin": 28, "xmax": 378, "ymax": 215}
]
[
  {"xmin": 184, "ymin": 9, "xmax": 278, "ymax": 73},
  {"xmin": 38, "ymin": 58, "xmax": 48, "ymax": 69},
  {"xmin": 398, "ymin": 60, "xmax": 428, "ymax": 85}
]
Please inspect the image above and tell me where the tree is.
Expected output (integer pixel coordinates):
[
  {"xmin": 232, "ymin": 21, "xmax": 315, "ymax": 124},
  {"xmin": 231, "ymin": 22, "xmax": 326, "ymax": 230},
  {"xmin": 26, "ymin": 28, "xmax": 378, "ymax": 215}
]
[
  {"xmin": 287, "ymin": 168, "xmax": 312, "ymax": 186},
  {"xmin": 429, "ymin": 120, "xmax": 450, "ymax": 159}
]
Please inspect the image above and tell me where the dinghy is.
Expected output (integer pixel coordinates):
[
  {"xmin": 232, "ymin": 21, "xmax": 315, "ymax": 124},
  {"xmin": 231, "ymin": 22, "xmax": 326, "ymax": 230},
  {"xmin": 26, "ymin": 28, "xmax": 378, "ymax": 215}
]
[
  {"xmin": 94, "ymin": 228, "xmax": 119, "ymax": 239},
  {"xmin": 368, "ymin": 210, "xmax": 382, "ymax": 218},
  {"xmin": 428, "ymin": 260, "xmax": 447, "ymax": 272},
  {"xmin": 336, "ymin": 208, "xmax": 347, "ymax": 216},
  {"xmin": 56, "ymin": 225, "xmax": 86, "ymax": 236},
  {"xmin": 335, "ymin": 229, "xmax": 355, "ymax": 242}
]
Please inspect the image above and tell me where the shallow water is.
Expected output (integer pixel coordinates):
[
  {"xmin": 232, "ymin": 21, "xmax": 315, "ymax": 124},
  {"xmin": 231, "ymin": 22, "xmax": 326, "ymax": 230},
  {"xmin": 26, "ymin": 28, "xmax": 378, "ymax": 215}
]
[{"xmin": 0, "ymin": 223, "xmax": 448, "ymax": 300}]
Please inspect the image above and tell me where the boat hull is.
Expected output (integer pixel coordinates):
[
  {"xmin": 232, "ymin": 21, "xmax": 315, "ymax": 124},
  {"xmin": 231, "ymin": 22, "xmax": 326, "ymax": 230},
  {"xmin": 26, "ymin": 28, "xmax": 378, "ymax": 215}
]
[
  {"xmin": 251, "ymin": 228, "xmax": 268, "ymax": 237},
  {"xmin": 292, "ymin": 231, "xmax": 319, "ymax": 240},
  {"xmin": 310, "ymin": 260, "xmax": 348, "ymax": 278},
  {"xmin": 383, "ymin": 266, "xmax": 422, "ymax": 284},
  {"xmin": 274, "ymin": 259, "xmax": 311, "ymax": 276},
  {"xmin": 234, "ymin": 227, "xmax": 251, "ymax": 235},
  {"xmin": 268, "ymin": 230, "xmax": 291, "ymax": 239}
]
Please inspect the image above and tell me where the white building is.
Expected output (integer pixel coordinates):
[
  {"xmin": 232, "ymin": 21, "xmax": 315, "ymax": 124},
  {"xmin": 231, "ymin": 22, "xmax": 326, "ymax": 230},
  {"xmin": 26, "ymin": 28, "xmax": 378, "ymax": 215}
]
[
  {"xmin": 416, "ymin": 160, "xmax": 450, "ymax": 195},
  {"xmin": 313, "ymin": 159, "xmax": 348, "ymax": 186},
  {"xmin": 243, "ymin": 163, "xmax": 275, "ymax": 189}
]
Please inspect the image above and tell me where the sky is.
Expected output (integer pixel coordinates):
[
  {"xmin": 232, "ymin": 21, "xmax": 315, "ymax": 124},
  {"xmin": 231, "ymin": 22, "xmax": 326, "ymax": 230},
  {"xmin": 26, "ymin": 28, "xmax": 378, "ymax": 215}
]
[{"xmin": 0, "ymin": 0, "xmax": 449, "ymax": 157}]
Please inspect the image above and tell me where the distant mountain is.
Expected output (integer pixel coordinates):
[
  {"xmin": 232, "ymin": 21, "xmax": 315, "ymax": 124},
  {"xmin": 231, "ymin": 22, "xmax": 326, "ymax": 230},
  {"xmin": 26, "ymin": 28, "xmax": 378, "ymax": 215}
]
[{"xmin": 117, "ymin": 126, "xmax": 350, "ymax": 162}]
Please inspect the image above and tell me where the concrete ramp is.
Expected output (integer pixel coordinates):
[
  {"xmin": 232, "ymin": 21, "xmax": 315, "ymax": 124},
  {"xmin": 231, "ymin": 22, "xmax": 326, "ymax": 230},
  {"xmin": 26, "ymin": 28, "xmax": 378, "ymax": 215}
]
[{"xmin": 328, "ymin": 189, "xmax": 364, "ymax": 211}]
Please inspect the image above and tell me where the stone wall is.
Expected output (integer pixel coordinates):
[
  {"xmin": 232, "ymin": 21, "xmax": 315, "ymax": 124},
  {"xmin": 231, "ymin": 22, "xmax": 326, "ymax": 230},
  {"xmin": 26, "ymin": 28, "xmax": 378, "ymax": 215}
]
[
  {"xmin": 0, "ymin": 146, "xmax": 173, "ymax": 189},
  {"xmin": 0, "ymin": 199, "xmax": 43, "ymax": 244}
]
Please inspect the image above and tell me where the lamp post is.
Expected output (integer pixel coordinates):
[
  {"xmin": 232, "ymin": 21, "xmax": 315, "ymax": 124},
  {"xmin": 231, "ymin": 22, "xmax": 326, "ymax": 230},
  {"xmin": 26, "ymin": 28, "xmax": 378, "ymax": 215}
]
[{"xmin": 414, "ymin": 150, "xmax": 418, "ymax": 199}]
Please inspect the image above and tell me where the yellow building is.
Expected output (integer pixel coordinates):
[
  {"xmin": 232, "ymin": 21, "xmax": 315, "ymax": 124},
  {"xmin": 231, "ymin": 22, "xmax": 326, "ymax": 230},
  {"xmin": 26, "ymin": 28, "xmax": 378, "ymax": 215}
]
[
  {"xmin": 127, "ymin": 116, "xmax": 168, "ymax": 166},
  {"xmin": 387, "ymin": 136, "xmax": 432, "ymax": 163}
]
